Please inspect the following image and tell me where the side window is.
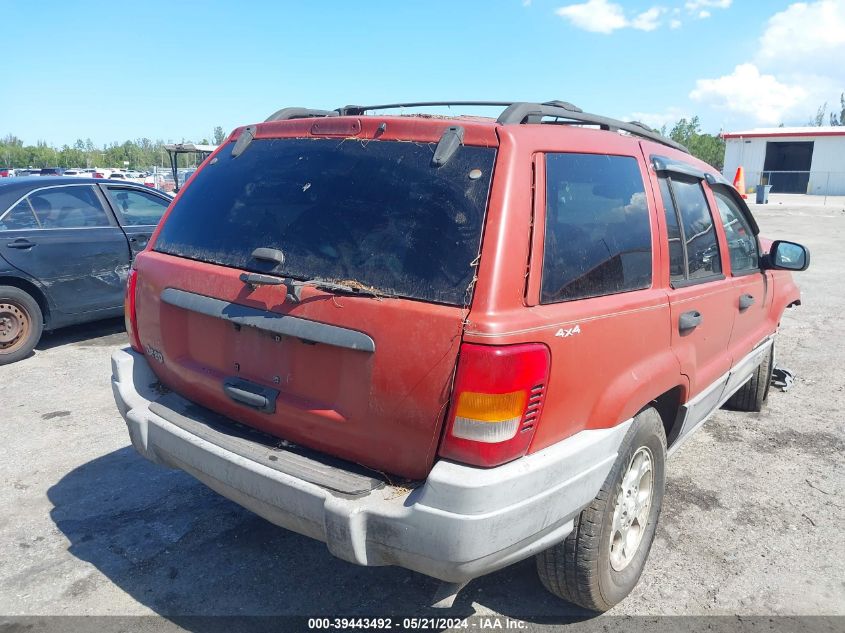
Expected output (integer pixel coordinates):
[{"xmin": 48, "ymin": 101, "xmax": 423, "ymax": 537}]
[
  {"xmin": 107, "ymin": 187, "xmax": 169, "ymax": 226},
  {"xmin": 658, "ymin": 176, "xmax": 722, "ymax": 283},
  {"xmin": 713, "ymin": 190, "xmax": 759, "ymax": 274},
  {"xmin": 541, "ymin": 153, "xmax": 652, "ymax": 304},
  {"xmin": 26, "ymin": 186, "xmax": 110, "ymax": 229},
  {"xmin": 0, "ymin": 199, "xmax": 40, "ymax": 231},
  {"xmin": 658, "ymin": 177, "xmax": 685, "ymax": 283}
]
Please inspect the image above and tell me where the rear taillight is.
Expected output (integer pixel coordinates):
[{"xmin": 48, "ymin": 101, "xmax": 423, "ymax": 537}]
[
  {"xmin": 439, "ymin": 343, "xmax": 550, "ymax": 468},
  {"xmin": 93, "ymin": 172, "xmax": 103, "ymax": 178},
  {"xmin": 124, "ymin": 268, "xmax": 143, "ymax": 353}
]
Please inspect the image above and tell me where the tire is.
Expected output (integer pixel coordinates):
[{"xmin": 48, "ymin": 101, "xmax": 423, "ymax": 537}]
[
  {"xmin": 0, "ymin": 286, "xmax": 43, "ymax": 365},
  {"xmin": 724, "ymin": 341, "xmax": 774, "ymax": 413},
  {"xmin": 536, "ymin": 408, "xmax": 667, "ymax": 612}
]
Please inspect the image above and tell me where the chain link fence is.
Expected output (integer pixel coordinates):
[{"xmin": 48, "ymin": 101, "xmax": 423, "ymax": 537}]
[{"xmin": 744, "ymin": 170, "xmax": 845, "ymax": 198}]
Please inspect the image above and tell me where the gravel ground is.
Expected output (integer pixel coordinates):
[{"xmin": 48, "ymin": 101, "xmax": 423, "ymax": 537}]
[{"xmin": 1, "ymin": 201, "xmax": 843, "ymax": 626}]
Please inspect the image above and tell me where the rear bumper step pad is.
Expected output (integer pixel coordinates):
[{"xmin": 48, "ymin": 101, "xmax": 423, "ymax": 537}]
[{"xmin": 149, "ymin": 392, "xmax": 386, "ymax": 497}]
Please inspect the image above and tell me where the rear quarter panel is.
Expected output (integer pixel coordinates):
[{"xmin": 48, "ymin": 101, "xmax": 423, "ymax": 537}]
[{"xmin": 465, "ymin": 126, "xmax": 687, "ymax": 451}]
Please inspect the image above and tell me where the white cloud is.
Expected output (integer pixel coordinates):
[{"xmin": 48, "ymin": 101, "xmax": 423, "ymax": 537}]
[
  {"xmin": 690, "ymin": 1, "xmax": 845, "ymax": 125},
  {"xmin": 631, "ymin": 7, "xmax": 665, "ymax": 31},
  {"xmin": 757, "ymin": 0, "xmax": 845, "ymax": 75},
  {"xmin": 555, "ymin": 0, "xmax": 628, "ymax": 33},
  {"xmin": 684, "ymin": 0, "xmax": 731, "ymax": 10},
  {"xmin": 628, "ymin": 107, "xmax": 691, "ymax": 129},
  {"xmin": 684, "ymin": 0, "xmax": 731, "ymax": 20},
  {"xmin": 555, "ymin": 0, "xmax": 665, "ymax": 33},
  {"xmin": 669, "ymin": 18, "xmax": 682, "ymax": 28},
  {"xmin": 690, "ymin": 63, "xmax": 807, "ymax": 124}
]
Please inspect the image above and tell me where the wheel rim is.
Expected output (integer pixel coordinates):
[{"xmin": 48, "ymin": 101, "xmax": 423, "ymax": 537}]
[
  {"xmin": 609, "ymin": 446, "xmax": 654, "ymax": 571},
  {"xmin": 0, "ymin": 300, "xmax": 31, "ymax": 354}
]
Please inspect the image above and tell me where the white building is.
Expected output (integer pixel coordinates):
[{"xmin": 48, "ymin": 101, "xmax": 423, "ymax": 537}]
[{"xmin": 722, "ymin": 127, "xmax": 845, "ymax": 195}]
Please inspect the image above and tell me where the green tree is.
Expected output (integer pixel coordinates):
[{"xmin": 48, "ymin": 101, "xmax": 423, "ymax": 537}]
[
  {"xmin": 0, "ymin": 134, "xmax": 206, "ymax": 170},
  {"xmin": 213, "ymin": 126, "xmax": 226, "ymax": 145},
  {"xmin": 809, "ymin": 103, "xmax": 827, "ymax": 126},
  {"xmin": 666, "ymin": 116, "xmax": 726, "ymax": 171},
  {"xmin": 829, "ymin": 93, "xmax": 845, "ymax": 126}
]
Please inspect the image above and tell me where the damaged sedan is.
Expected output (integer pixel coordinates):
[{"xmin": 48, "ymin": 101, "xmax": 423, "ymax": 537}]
[{"xmin": 0, "ymin": 177, "xmax": 171, "ymax": 364}]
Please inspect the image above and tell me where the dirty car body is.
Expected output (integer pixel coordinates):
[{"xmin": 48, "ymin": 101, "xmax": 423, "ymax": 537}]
[{"xmin": 111, "ymin": 103, "xmax": 808, "ymax": 608}]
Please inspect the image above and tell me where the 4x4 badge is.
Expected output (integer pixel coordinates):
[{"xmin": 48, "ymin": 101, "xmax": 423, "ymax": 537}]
[{"xmin": 555, "ymin": 324, "xmax": 581, "ymax": 338}]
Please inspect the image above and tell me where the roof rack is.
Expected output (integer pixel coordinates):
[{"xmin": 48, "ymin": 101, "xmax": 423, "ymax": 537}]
[
  {"xmin": 265, "ymin": 107, "xmax": 338, "ymax": 122},
  {"xmin": 337, "ymin": 101, "xmax": 518, "ymax": 115},
  {"xmin": 264, "ymin": 101, "xmax": 688, "ymax": 153},
  {"xmin": 497, "ymin": 102, "xmax": 689, "ymax": 153}
]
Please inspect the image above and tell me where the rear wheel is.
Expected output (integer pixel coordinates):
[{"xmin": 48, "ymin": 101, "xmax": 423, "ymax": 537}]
[
  {"xmin": 536, "ymin": 408, "xmax": 666, "ymax": 612},
  {"xmin": 0, "ymin": 286, "xmax": 43, "ymax": 365},
  {"xmin": 724, "ymin": 341, "xmax": 774, "ymax": 413}
]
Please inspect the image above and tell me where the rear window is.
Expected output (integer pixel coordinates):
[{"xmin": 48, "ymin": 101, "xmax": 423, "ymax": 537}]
[
  {"xmin": 154, "ymin": 138, "xmax": 496, "ymax": 305},
  {"xmin": 541, "ymin": 153, "xmax": 652, "ymax": 303}
]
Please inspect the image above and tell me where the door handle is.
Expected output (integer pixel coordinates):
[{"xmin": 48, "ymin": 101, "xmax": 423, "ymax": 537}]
[
  {"xmin": 224, "ymin": 383, "xmax": 269, "ymax": 410},
  {"xmin": 679, "ymin": 310, "xmax": 703, "ymax": 333},
  {"xmin": 6, "ymin": 238, "xmax": 34, "ymax": 249},
  {"xmin": 222, "ymin": 377, "xmax": 278, "ymax": 414},
  {"xmin": 738, "ymin": 293, "xmax": 755, "ymax": 311}
]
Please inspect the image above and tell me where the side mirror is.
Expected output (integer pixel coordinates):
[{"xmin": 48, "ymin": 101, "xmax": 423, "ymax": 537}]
[{"xmin": 766, "ymin": 240, "xmax": 810, "ymax": 271}]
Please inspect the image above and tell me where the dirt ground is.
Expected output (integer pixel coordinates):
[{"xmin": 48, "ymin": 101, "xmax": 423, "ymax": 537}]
[{"xmin": 0, "ymin": 200, "xmax": 843, "ymax": 626}]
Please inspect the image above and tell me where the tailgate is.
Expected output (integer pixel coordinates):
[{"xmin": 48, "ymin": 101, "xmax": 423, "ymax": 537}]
[
  {"xmin": 133, "ymin": 131, "xmax": 496, "ymax": 479},
  {"xmin": 135, "ymin": 252, "xmax": 465, "ymax": 480}
]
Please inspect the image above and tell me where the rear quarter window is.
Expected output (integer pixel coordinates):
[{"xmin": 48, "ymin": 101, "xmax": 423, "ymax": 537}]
[
  {"xmin": 541, "ymin": 153, "xmax": 652, "ymax": 304},
  {"xmin": 0, "ymin": 199, "xmax": 40, "ymax": 231}
]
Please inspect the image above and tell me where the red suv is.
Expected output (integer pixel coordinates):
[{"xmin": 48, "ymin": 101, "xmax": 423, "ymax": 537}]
[{"xmin": 111, "ymin": 101, "xmax": 809, "ymax": 611}]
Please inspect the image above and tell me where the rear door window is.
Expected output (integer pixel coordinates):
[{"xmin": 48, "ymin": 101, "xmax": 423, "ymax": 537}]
[
  {"xmin": 154, "ymin": 138, "xmax": 496, "ymax": 305},
  {"xmin": 541, "ymin": 153, "xmax": 652, "ymax": 303},
  {"xmin": 19, "ymin": 186, "xmax": 111, "ymax": 229},
  {"xmin": 659, "ymin": 176, "xmax": 722, "ymax": 283}
]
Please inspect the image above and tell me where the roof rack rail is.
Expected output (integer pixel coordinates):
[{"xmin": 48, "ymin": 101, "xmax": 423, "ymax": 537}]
[
  {"xmin": 265, "ymin": 107, "xmax": 337, "ymax": 122},
  {"xmin": 337, "ymin": 101, "xmax": 517, "ymax": 116},
  {"xmin": 497, "ymin": 102, "xmax": 688, "ymax": 153},
  {"xmin": 263, "ymin": 101, "xmax": 687, "ymax": 153}
]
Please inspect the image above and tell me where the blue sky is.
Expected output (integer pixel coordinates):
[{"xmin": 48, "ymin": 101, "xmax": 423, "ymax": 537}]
[{"xmin": 4, "ymin": 0, "xmax": 844, "ymax": 146}]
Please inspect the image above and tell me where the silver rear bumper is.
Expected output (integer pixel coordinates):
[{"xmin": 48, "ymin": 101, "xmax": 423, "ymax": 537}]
[{"xmin": 111, "ymin": 347, "xmax": 628, "ymax": 583}]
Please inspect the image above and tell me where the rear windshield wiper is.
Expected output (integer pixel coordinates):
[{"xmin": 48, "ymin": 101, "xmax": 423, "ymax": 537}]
[
  {"xmin": 239, "ymin": 272, "xmax": 390, "ymax": 302},
  {"xmin": 292, "ymin": 278, "xmax": 393, "ymax": 302}
]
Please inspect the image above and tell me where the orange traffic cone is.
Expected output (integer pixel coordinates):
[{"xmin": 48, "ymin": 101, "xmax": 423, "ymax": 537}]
[{"xmin": 733, "ymin": 166, "xmax": 748, "ymax": 199}]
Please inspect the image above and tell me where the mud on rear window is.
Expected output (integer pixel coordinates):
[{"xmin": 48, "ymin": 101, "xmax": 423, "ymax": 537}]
[{"xmin": 154, "ymin": 138, "xmax": 496, "ymax": 305}]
